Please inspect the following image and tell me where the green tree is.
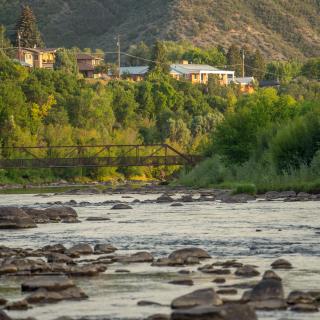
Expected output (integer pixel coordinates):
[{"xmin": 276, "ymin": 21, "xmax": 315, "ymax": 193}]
[
  {"xmin": 149, "ymin": 40, "xmax": 170, "ymax": 74},
  {"xmin": 54, "ymin": 49, "xmax": 78, "ymax": 75},
  {"xmin": 127, "ymin": 42, "xmax": 151, "ymax": 66},
  {"xmin": 301, "ymin": 58, "xmax": 320, "ymax": 80},
  {"xmin": 226, "ymin": 45, "xmax": 242, "ymax": 76},
  {"xmin": 0, "ymin": 25, "xmax": 12, "ymax": 53},
  {"xmin": 15, "ymin": 5, "xmax": 44, "ymax": 48},
  {"xmin": 247, "ymin": 50, "xmax": 266, "ymax": 81}
]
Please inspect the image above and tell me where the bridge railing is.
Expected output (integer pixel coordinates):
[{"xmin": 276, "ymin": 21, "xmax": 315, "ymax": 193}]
[{"xmin": 0, "ymin": 144, "xmax": 204, "ymax": 169}]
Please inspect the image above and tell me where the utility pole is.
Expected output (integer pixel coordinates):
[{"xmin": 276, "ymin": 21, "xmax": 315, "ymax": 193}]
[
  {"xmin": 242, "ymin": 49, "xmax": 245, "ymax": 78},
  {"xmin": 18, "ymin": 32, "xmax": 22, "ymax": 62},
  {"xmin": 117, "ymin": 34, "xmax": 121, "ymax": 79}
]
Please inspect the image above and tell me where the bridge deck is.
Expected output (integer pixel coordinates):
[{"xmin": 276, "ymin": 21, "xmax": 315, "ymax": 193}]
[{"xmin": 0, "ymin": 155, "xmax": 203, "ymax": 169}]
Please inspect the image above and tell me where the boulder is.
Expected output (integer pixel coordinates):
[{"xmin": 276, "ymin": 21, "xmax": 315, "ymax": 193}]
[
  {"xmin": 47, "ymin": 253, "xmax": 73, "ymax": 264},
  {"xmin": 5, "ymin": 300, "xmax": 29, "ymax": 310},
  {"xmin": 271, "ymin": 258, "xmax": 292, "ymax": 269},
  {"xmin": 169, "ymin": 279, "xmax": 194, "ymax": 286},
  {"xmin": 0, "ymin": 298, "xmax": 7, "ymax": 305},
  {"xmin": 216, "ymin": 289, "xmax": 237, "ymax": 295},
  {"xmin": 0, "ymin": 311, "xmax": 12, "ymax": 320},
  {"xmin": 171, "ymin": 203, "xmax": 184, "ymax": 207},
  {"xmin": 22, "ymin": 276, "xmax": 75, "ymax": 292},
  {"xmin": 171, "ymin": 288, "xmax": 222, "ymax": 309},
  {"xmin": 68, "ymin": 264, "xmax": 106, "ymax": 276},
  {"xmin": 42, "ymin": 244, "xmax": 66, "ymax": 254},
  {"xmin": 1, "ymin": 258, "xmax": 51, "ymax": 274},
  {"xmin": 137, "ymin": 300, "xmax": 162, "ymax": 306},
  {"xmin": 156, "ymin": 194, "xmax": 174, "ymax": 203},
  {"xmin": 0, "ymin": 207, "xmax": 37, "ymax": 229},
  {"xmin": 116, "ymin": 251, "xmax": 154, "ymax": 263},
  {"xmin": 152, "ymin": 258, "xmax": 185, "ymax": 267},
  {"xmin": 67, "ymin": 244, "xmax": 93, "ymax": 256},
  {"xmin": 86, "ymin": 217, "xmax": 111, "ymax": 221},
  {"xmin": 287, "ymin": 291, "xmax": 315, "ymax": 305},
  {"xmin": 265, "ymin": 191, "xmax": 280, "ymax": 200},
  {"xmin": 44, "ymin": 207, "xmax": 78, "ymax": 222},
  {"xmin": 279, "ymin": 191, "xmax": 296, "ymax": 198},
  {"xmin": 26, "ymin": 287, "xmax": 88, "ymax": 304},
  {"xmin": 245, "ymin": 278, "xmax": 286, "ymax": 310},
  {"xmin": 235, "ymin": 265, "xmax": 260, "ymax": 278},
  {"xmin": 169, "ymin": 248, "xmax": 211, "ymax": 260},
  {"xmin": 171, "ymin": 304, "xmax": 257, "ymax": 320},
  {"xmin": 94, "ymin": 244, "xmax": 117, "ymax": 254},
  {"xmin": 22, "ymin": 207, "xmax": 50, "ymax": 224},
  {"xmin": 262, "ymin": 270, "xmax": 281, "ymax": 281},
  {"xmin": 111, "ymin": 204, "xmax": 133, "ymax": 210}
]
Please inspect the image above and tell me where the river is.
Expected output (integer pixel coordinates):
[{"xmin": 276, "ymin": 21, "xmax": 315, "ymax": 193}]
[{"xmin": 0, "ymin": 192, "xmax": 319, "ymax": 320}]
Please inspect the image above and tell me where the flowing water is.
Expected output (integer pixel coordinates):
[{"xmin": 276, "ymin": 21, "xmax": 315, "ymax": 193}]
[{"xmin": 0, "ymin": 192, "xmax": 320, "ymax": 320}]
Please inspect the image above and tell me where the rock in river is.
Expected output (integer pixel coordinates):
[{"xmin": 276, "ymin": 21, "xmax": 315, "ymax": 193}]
[
  {"xmin": 235, "ymin": 265, "xmax": 260, "ymax": 278},
  {"xmin": 115, "ymin": 251, "xmax": 154, "ymax": 263},
  {"xmin": 26, "ymin": 287, "xmax": 88, "ymax": 304},
  {"xmin": 22, "ymin": 276, "xmax": 75, "ymax": 292},
  {"xmin": 0, "ymin": 207, "xmax": 37, "ymax": 229},
  {"xmin": 111, "ymin": 203, "xmax": 133, "ymax": 210},
  {"xmin": 0, "ymin": 310, "xmax": 12, "ymax": 320},
  {"xmin": 171, "ymin": 304, "xmax": 257, "ymax": 320},
  {"xmin": 244, "ymin": 276, "xmax": 286, "ymax": 310},
  {"xmin": 94, "ymin": 244, "xmax": 117, "ymax": 254},
  {"xmin": 171, "ymin": 288, "xmax": 222, "ymax": 309},
  {"xmin": 169, "ymin": 248, "xmax": 211, "ymax": 261},
  {"xmin": 67, "ymin": 243, "xmax": 93, "ymax": 256},
  {"xmin": 271, "ymin": 258, "xmax": 293, "ymax": 269},
  {"xmin": 43, "ymin": 206, "xmax": 78, "ymax": 222}
]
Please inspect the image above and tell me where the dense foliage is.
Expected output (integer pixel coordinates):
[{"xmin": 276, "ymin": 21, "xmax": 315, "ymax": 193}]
[
  {"xmin": 0, "ymin": 52, "xmax": 232, "ymax": 183},
  {"xmin": 180, "ymin": 72, "xmax": 320, "ymax": 192}
]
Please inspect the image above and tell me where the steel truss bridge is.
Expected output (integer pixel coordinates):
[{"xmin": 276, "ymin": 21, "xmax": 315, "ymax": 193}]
[{"xmin": 0, "ymin": 144, "xmax": 203, "ymax": 169}]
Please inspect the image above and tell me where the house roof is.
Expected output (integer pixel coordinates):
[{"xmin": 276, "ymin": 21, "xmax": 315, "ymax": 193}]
[
  {"xmin": 259, "ymin": 80, "xmax": 281, "ymax": 87},
  {"xmin": 22, "ymin": 48, "xmax": 57, "ymax": 54},
  {"xmin": 119, "ymin": 66, "xmax": 149, "ymax": 75},
  {"xmin": 118, "ymin": 64, "xmax": 234, "ymax": 76},
  {"xmin": 171, "ymin": 64, "xmax": 235, "ymax": 75}
]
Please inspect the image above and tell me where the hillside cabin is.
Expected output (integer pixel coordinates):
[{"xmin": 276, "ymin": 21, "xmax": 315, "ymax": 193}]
[
  {"xmin": 76, "ymin": 53, "xmax": 104, "ymax": 78},
  {"xmin": 18, "ymin": 48, "xmax": 57, "ymax": 69},
  {"xmin": 170, "ymin": 62, "xmax": 235, "ymax": 85},
  {"xmin": 116, "ymin": 62, "xmax": 235, "ymax": 85}
]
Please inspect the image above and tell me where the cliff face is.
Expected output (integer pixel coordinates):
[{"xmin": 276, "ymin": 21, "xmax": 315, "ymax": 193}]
[{"xmin": 1, "ymin": 0, "xmax": 319, "ymax": 59}]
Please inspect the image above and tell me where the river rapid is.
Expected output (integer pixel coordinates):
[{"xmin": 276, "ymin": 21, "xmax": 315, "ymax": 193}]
[{"xmin": 0, "ymin": 191, "xmax": 319, "ymax": 320}]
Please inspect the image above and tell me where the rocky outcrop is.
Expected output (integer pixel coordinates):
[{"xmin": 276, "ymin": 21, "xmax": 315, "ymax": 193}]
[
  {"xmin": 111, "ymin": 204, "xmax": 133, "ymax": 210},
  {"xmin": 22, "ymin": 276, "xmax": 75, "ymax": 292},
  {"xmin": 66, "ymin": 244, "xmax": 93, "ymax": 256},
  {"xmin": 0, "ymin": 207, "xmax": 37, "ymax": 229},
  {"xmin": 94, "ymin": 244, "xmax": 117, "ymax": 254}
]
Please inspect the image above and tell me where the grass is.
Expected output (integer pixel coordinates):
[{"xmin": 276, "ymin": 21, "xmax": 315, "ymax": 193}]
[{"xmin": 177, "ymin": 156, "xmax": 320, "ymax": 194}]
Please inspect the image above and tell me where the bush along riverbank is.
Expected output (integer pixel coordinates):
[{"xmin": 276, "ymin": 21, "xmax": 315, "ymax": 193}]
[{"xmin": 178, "ymin": 84, "xmax": 320, "ymax": 194}]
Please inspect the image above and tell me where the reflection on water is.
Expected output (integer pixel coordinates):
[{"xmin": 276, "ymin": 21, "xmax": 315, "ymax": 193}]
[{"xmin": 0, "ymin": 193, "xmax": 320, "ymax": 319}]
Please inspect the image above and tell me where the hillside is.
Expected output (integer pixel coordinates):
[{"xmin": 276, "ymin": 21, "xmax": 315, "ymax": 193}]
[{"xmin": 0, "ymin": 0, "xmax": 319, "ymax": 59}]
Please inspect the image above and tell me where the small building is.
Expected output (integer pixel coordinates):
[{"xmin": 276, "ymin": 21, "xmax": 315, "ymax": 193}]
[
  {"xmin": 18, "ymin": 48, "xmax": 57, "ymax": 69},
  {"xmin": 116, "ymin": 62, "xmax": 235, "ymax": 85},
  {"xmin": 170, "ymin": 62, "xmax": 235, "ymax": 85},
  {"xmin": 76, "ymin": 53, "xmax": 104, "ymax": 78},
  {"xmin": 119, "ymin": 66, "xmax": 149, "ymax": 81},
  {"xmin": 230, "ymin": 77, "xmax": 255, "ymax": 94}
]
